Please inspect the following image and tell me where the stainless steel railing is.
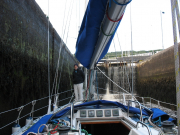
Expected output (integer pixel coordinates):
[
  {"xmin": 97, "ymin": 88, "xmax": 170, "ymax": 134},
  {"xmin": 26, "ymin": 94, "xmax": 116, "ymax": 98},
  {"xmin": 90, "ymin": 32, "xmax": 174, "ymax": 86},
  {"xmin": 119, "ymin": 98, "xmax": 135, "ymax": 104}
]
[
  {"xmin": 136, "ymin": 121, "xmax": 152, "ymax": 135},
  {"xmin": 127, "ymin": 100, "xmax": 143, "ymax": 122},
  {"xmin": 70, "ymin": 102, "xmax": 74, "ymax": 130}
]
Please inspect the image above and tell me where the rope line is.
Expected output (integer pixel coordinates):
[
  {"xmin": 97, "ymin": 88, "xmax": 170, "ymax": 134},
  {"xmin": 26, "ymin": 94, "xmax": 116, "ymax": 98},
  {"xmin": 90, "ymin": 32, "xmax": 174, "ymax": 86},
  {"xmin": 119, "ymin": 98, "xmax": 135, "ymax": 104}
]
[
  {"xmin": 0, "ymin": 91, "xmax": 74, "ymax": 130},
  {"xmin": 0, "ymin": 104, "xmax": 49, "ymax": 130},
  {"xmin": 16, "ymin": 106, "xmax": 24, "ymax": 124},
  {"xmin": 30, "ymin": 100, "xmax": 36, "ymax": 120},
  {"xmin": 0, "ymin": 113, "xmax": 30, "ymax": 130},
  {"xmin": 0, "ymin": 102, "xmax": 31, "ymax": 115},
  {"xmin": 69, "ymin": 93, "xmax": 75, "ymax": 103},
  {"xmin": 0, "ymin": 89, "xmax": 73, "ymax": 115},
  {"xmin": 36, "ymin": 96, "xmax": 49, "ymax": 102},
  {"xmin": 57, "ymin": 96, "xmax": 74, "ymax": 103}
]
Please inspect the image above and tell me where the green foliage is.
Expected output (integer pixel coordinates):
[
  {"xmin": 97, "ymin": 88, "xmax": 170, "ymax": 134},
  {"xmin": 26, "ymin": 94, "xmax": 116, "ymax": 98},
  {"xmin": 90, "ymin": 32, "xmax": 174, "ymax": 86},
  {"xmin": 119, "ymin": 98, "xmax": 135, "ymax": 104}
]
[{"xmin": 103, "ymin": 49, "xmax": 163, "ymax": 59}]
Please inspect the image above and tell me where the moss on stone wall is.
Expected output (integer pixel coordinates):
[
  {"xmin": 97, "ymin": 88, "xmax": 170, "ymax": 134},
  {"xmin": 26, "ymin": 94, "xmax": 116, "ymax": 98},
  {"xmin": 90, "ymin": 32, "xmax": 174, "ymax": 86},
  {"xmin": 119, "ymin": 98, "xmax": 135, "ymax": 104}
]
[
  {"xmin": 136, "ymin": 44, "xmax": 180, "ymax": 105},
  {"xmin": 0, "ymin": 0, "xmax": 77, "ymax": 134}
]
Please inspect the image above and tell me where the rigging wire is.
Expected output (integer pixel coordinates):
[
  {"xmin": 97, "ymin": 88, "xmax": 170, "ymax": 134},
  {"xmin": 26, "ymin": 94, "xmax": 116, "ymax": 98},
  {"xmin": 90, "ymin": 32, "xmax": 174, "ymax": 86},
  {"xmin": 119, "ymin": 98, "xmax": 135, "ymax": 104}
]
[
  {"xmin": 65, "ymin": 0, "xmax": 75, "ymax": 44},
  {"xmin": 52, "ymin": 0, "xmax": 74, "ymax": 97},
  {"xmin": 0, "ymin": 90, "xmax": 74, "ymax": 130},
  {"xmin": 55, "ymin": 47, "xmax": 66, "ymax": 95},
  {"xmin": 79, "ymin": 0, "xmax": 80, "ymax": 30},
  {"xmin": 47, "ymin": 0, "xmax": 50, "ymax": 102},
  {"xmin": 61, "ymin": 0, "xmax": 68, "ymax": 37},
  {"xmin": 67, "ymin": 57, "xmax": 73, "ymax": 90},
  {"xmin": 62, "ymin": 0, "xmax": 74, "ymax": 40},
  {"xmin": 51, "ymin": 41, "xmax": 62, "ymax": 97},
  {"xmin": 46, "ymin": 0, "xmax": 52, "ymax": 114},
  {"xmin": 130, "ymin": 3, "xmax": 134, "ymax": 96},
  {"xmin": 76, "ymin": 0, "xmax": 78, "ymax": 37},
  {"xmin": 116, "ymin": 32, "xmax": 131, "ymax": 92},
  {"xmin": 97, "ymin": 67, "xmax": 137, "ymax": 101},
  {"xmin": 113, "ymin": 39, "xmax": 117, "ymax": 59}
]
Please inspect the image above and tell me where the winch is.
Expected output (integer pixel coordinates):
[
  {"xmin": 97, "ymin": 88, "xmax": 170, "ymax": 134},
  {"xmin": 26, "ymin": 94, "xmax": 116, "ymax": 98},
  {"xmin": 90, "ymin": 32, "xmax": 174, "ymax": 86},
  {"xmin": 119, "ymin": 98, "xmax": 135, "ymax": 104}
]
[{"xmin": 161, "ymin": 121, "xmax": 174, "ymax": 133}]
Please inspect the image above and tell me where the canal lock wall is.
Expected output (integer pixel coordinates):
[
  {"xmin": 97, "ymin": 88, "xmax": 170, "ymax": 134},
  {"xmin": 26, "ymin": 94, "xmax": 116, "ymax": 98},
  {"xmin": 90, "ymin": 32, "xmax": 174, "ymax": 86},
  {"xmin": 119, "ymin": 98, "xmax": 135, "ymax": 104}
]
[
  {"xmin": 136, "ymin": 44, "xmax": 180, "ymax": 106},
  {"xmin": 97, "ymin": 44, "xmax": 178, "ymax": 109},
  {"xmin": 0, "ymin": 0, "xmax": 77, "ymax": 134}
]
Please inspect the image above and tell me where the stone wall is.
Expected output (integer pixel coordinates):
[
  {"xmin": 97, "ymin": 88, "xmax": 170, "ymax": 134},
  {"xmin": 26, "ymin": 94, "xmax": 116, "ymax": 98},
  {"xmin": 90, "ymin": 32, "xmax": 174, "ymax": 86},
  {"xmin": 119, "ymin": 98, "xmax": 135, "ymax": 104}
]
[
  {"xmin": 0, "ymin": 0, "xmax": 77, "ymax": 134},
  {"xmin": 136, "ymin": 44, "xmax": 179, "ymax": 105}
]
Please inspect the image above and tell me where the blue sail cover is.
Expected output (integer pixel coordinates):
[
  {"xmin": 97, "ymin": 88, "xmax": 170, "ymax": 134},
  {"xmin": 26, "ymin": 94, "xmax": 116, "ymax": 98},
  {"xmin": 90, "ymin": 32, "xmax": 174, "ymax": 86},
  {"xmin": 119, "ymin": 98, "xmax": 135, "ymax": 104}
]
[
  {"xmin": 151, "ymin": 108, "xmax": 169, "ymax": 121},
  {"xmin": 23, "ymin": 101, "xmax": 171, "ymax": 134},
  {"xmin": 23, "ymin": 114, "xmax": 53, "ymax": 135},
  {"xmin": 75, "ymin": 0, "xmax": 121, "ymax": 69}
]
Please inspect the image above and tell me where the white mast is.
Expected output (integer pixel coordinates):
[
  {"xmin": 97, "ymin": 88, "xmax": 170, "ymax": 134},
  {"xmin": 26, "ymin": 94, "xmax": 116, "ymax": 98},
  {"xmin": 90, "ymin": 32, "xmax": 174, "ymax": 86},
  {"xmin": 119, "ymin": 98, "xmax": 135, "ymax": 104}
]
[{"xmin": 170, "ymin": 0, "xmax": 180, "ymax": 132}]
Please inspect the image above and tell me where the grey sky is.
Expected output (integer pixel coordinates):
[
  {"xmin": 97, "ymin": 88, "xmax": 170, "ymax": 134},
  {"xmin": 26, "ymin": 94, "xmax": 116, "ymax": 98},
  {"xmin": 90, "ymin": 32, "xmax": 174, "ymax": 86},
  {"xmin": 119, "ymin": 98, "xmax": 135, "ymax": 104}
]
[{"xmin": 35, "ymin": 0, "xmax": 174, "ymax": 54}]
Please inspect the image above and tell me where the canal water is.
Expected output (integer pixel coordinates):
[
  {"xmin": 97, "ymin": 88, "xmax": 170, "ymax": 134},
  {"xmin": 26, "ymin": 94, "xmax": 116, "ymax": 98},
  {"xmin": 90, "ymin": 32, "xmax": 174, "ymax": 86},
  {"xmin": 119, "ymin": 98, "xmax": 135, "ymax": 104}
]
[{"xmin": 95, "ymin": 64, "xmax": 136, "ymax": 100}]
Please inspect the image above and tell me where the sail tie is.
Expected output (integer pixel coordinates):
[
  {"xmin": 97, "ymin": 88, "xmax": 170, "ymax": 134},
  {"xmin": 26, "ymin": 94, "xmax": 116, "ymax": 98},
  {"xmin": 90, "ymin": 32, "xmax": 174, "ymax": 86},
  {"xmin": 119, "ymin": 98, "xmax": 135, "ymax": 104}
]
[
  {"xmin": 109, "ymin": 0, "xmax": 132, "ymax": 7},
  {"xmin": 106, "ymin": 3, "xmax": 124, "ymax": 22}
]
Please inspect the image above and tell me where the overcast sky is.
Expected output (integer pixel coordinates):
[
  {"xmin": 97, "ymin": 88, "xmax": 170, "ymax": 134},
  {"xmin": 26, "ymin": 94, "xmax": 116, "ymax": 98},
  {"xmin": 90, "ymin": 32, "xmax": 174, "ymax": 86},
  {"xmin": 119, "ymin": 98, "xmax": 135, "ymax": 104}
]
[{"xmin": 35, "ymin": 0, "xmax": 175, "ymax": 54}]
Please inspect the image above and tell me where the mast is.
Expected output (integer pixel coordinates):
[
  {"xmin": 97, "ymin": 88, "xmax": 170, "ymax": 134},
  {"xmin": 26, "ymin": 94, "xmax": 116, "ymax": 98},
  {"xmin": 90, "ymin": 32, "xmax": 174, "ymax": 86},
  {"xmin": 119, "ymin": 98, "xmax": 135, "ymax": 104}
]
[
  {"xmin": 170, "ymin": 0, "xmax": 180, "ymax": 132},
  {"xmin": 47, "ymin": 0, "xmax": 51, "ymax": 114},
  {"xmin": 130, "ymin": 3, "xmax": 133, "ymax": 96}
]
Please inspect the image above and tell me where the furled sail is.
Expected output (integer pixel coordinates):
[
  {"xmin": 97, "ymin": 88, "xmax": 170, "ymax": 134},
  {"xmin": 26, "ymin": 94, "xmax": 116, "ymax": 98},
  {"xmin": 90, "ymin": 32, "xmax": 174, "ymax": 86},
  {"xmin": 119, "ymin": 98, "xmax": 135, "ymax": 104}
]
[{"xmin": 75, "ymin": 0, "xmax": 131, "ymax": 69}]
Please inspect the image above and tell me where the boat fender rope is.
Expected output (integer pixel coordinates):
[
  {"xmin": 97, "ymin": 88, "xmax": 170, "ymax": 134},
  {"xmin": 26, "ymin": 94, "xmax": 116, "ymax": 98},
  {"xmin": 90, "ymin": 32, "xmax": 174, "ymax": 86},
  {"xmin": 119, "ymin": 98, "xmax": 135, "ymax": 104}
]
[
  {"xmin": 109, "ymin": 0, "xmax": 132, "ymax": 7},
  {"xmin": 106, "ymin": 3, "xmax": 124, "ymax": 22},
  {"xmin": 16, "ymin": 106, "xmax": 24, "ymax": 124},
  {"xmin": 101, "ymin": 24, "xmax": 115, "ymax": 36},
  {"xmin": 31, "ymin": 100, "xmax": 36, "ymax": 119}
]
